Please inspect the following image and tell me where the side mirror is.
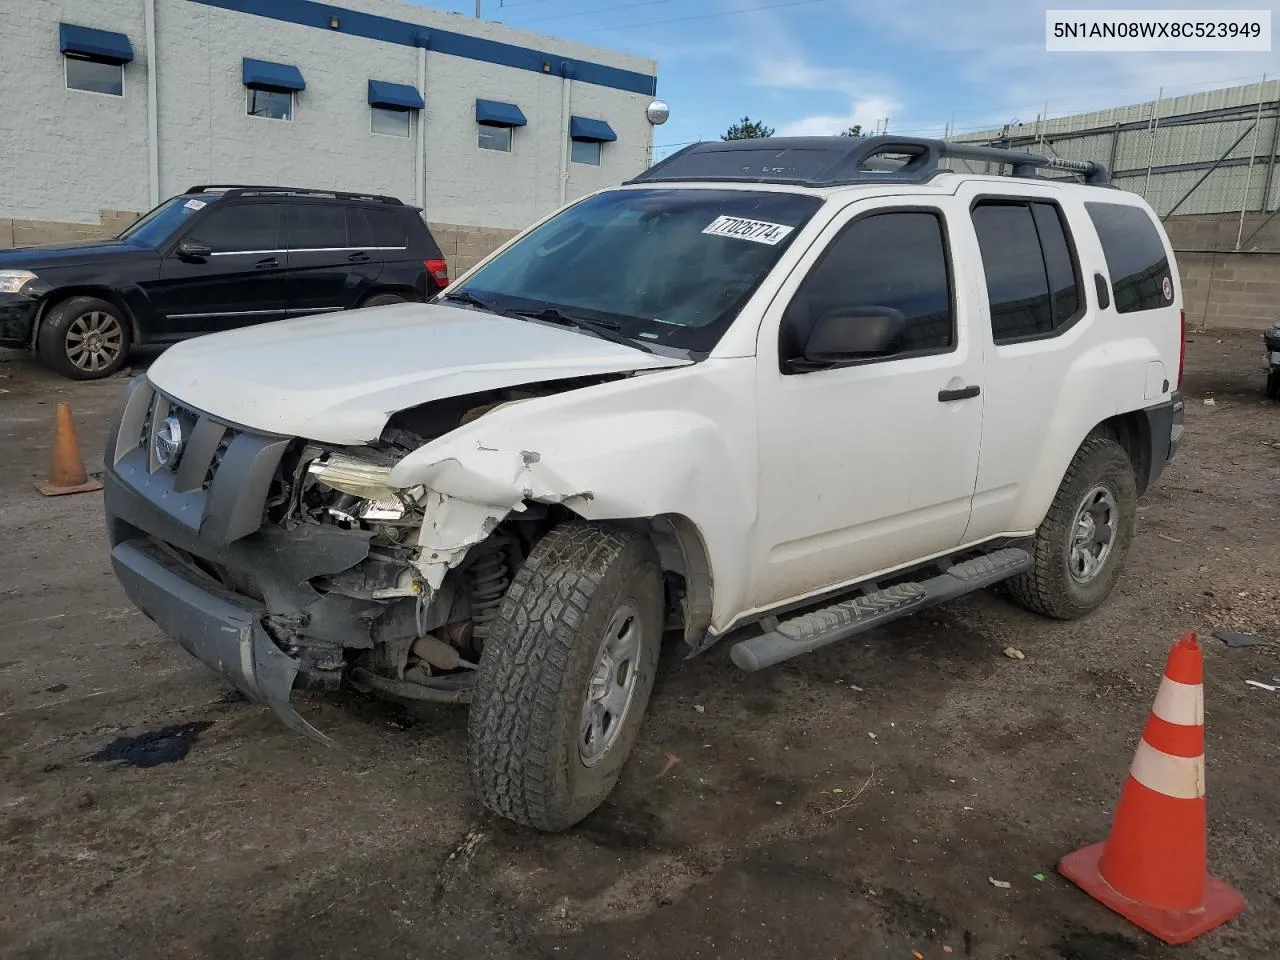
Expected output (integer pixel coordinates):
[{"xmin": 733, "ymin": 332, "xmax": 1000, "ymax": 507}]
[
  {"xmin": 177, "ymin": 240, "xmax": 212, "ymax": 262},
  {"xmin": 803, "ymin": 306, "xmax": 906, "ymax": 364}
]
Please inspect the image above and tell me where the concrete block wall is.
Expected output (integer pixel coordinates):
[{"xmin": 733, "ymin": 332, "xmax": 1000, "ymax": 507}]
[
  {"xmin": 1179, "ymin": 252, "xmax": 1280, "ymax": 331},
  {"xmin": 428, "ymin": 222, "xmax": 520, "ymax": 278}
]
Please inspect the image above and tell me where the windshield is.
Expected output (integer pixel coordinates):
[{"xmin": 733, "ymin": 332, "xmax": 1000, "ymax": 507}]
[
  {"xmin": 453, "ymin": 188, "xmax": 822, "ymax": 353},
  {"xmin": 119, "ymin": 195, "xmax": 215, "ymax": 247}
]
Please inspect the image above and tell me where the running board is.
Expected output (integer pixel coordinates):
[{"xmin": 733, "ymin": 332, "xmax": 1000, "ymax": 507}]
[{"xmin": 729, "ymin": 548, "xmax": 1032, "ymax": 672}]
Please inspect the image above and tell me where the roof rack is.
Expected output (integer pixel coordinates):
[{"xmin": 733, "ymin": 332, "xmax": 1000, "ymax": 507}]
[
  {"xmin": 627, "ymin": 135, "xmax": 1111, "ymax": 188},
  {"xmin": 182, "ymin": 185, "xmax": 404, "ymax": 205}
]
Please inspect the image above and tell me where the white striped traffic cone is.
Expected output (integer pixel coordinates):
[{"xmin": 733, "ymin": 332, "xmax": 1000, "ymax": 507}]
[{"xmin": 1059, "ymin": 633, "xmax": 1246, "ymax": 944}]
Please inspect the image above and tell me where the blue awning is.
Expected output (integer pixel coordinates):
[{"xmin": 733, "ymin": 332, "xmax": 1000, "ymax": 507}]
[
  {"xmin": 242, "ymin": 58, "xmax": 306, "ymax": 92},
  {"xmin": 367, "ymin": 79, "xmax": 424, "ymax": 111},
  {"xmin": 59, "ymin": 23, "xmax": 134, "ymax": 64},
  {"xmin": 570, "ymin": 116, "xmax": 617, "ymax": 143},
  {"xmin": 476, "ymin": 99, "xmax": 527, "ymax": 128}
]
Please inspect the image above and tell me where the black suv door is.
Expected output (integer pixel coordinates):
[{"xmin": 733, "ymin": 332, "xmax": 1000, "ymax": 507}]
[
  {"xmin": 148, "ymin": 201, "xmax": 288, "ymax": 336},
  {"xmin": 284, "ymin": 202, "xmax": 384, "ymax": 315}
]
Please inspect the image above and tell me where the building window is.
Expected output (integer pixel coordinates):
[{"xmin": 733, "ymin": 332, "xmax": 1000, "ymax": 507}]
[
  {"xmin": 248, "ymin": 88, "xmax": 293, "ymax": 121},
  {"xmin": 65, "ymin": 55, "xmax": 123, "ymax": 96},
  {"xmin": 478, "ymin": 125, "xmax": 512, "ymax": 152},
  {"xmin": 571, "ymin": 139, "xmax": 602, "ymax": 166},
  {"xmin": 370, "ymin": 106, "xmax": 412, "ymax": 138}
]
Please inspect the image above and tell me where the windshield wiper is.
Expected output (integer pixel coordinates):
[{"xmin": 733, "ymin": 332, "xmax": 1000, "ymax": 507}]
[
  {"xmin": 515, "ymin": 306, "xmax": 653, "ymax": 354},
  {"xmin": 441, "ymin": 289, "xmax": 519, "ymax": 317}
]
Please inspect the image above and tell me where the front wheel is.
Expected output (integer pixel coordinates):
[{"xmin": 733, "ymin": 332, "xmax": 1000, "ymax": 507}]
[
  {"xmin": 1007, "ymin": 435, "xmax": 1138, "ymax": 620},
  {"xmin": 36, "ymin": 296, "xmax": 130, "ymax": 380},
  {"xmin": 467, "ymin": 523, "xmax": 663, "ymax": 832}
]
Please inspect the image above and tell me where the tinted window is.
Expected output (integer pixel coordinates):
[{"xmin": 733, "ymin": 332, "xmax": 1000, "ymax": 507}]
[
  {"xmin": 187, "ymin": 203, "xmax": 282, "ymax": 253},
  {"xmin": 972, "ymin": 199, "xmax": 1081, "ymax": 343},
  {"xmin": 65, "ymin": 57, "xmax": 122, "ymax": 96},
  {"xmin": 346, "ymin": 209, "xmax": 374, "ymax": 249},
  {"xmin": 248, "ymin": 88, "xmax": 291, "ymax": 121},
  {"xmin": 782, "ymin": 211, "xmax": 953, "ymax": 364},
  {"xmin": 571, "ymin": 140, "xmax": 601, "ymax": 166},
  {"xmin": 479, "ymin": 126, "xmax": 513, "ymax": 152},
  {"xmin": 1086, "ymin": 202, "xmax": 1173, "ymax": 314},
  {"xmin": 366, "ymin": 208, "xmax": 409, "ymax": 248},
  {"xmin": 371, "ymin": 106, "xmax": 411, "ymax": 137},
  {"xmin": 288, "ymin": 205, "xmax": 348, "ymax": 249}
]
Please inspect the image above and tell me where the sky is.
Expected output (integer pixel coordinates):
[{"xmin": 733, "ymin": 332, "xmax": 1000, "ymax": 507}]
[{"xmin": 421, "ymin": 0, "xmax": 1279, "ymax": 159}]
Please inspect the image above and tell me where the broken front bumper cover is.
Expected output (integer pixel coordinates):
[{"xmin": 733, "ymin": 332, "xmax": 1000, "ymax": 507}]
[{"xmin": 111, "ymin": 536, "xmax": 332, "ymax": 743}]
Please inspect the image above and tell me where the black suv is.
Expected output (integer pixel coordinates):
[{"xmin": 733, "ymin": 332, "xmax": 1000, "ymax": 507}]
[{"xmin": 0, "ymin": 186, "xmax": 449, "ymax": 380}]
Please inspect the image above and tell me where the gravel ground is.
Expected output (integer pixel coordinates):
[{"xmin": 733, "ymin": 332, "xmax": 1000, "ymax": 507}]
[{"xmin": 1, "ymin": 331, "xmax": 1277, "ymax": 960}]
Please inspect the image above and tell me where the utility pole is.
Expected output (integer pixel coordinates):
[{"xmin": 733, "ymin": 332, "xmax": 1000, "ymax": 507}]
[{"xmin": 475, "ymin": 0, "xmax": 481, "ymax": 16}]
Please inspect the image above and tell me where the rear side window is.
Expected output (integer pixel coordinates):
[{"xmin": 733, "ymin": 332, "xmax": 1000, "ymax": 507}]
[
  {"xmin": 186, "ymin": 203, "xmax": 282, "ymax": 253},
  {"xmin": 287, "ymin": 204, "xmax": 347, "ymax": 249},
  {"xmin": 783, "ymin": 210, "xmax": 954, "ymax": 362},
  {"xmin": 972, "ymin": 199, "xmax": 1082, "ymax": 343},
  {"xmin": 366, "ymin": 208, "xmax": 409, "ymax": 248},
  {"xmin": 1086, "ymin": 202, "xmax": 1172, "ymax": 314}
]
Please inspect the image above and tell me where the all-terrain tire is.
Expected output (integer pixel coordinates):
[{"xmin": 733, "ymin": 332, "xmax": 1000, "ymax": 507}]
[
  {"xmin": 1006, "ymin": 435, "xmax": 1138, "ymax": 620},
  {"xmin": 467, "ymin": 522, "xmax": 663, "ymax": 832},
  {"xmin": 359, "ymin": 292, "xmax": 410, "ymax": 308},
  {"xmin": 37, "ymin": 296, "xmax": 131, "ymax": 380}
]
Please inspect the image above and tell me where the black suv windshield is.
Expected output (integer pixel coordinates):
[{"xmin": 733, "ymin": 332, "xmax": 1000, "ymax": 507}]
[
  {"xmin": 119, "ymin": 195, "xmax": 216, "ymax": 247},
  {"xmin": 453, "ymin": 188, "xmax": 822, "ymax": 353}
]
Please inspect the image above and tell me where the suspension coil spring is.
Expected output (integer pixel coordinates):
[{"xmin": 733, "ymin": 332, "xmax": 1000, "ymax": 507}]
[{"xmin": 466, "ymin": 540, "xmax": 513, "ymax": 644}]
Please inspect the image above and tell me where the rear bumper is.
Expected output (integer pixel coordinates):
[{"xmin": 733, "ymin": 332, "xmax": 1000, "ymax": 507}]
[{"xmin": 1142, "ymin": 391, "xmax": 1183, "ymax": 492}]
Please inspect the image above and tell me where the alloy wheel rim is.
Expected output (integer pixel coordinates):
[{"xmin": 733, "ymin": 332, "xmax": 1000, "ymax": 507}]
[
  {"xmin": 1069, "ymin": 484, "xmax": 1119, "ymax": 584},
  {"xmin": 579, "ymin": 604, "xmax": 642, "ymax": 767},
  {"xmin": 66, "ymin": 311, "xmax": 125, "ymax": 372}
]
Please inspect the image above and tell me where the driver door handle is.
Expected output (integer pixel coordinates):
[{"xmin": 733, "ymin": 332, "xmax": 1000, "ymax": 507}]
[
  {"xmin": 938, "ymin": 384, "xmax": 981, "ymax": 402},
  {"xmin": 254, "ymin": 257, "xmax": 279, "ymax": 269}
]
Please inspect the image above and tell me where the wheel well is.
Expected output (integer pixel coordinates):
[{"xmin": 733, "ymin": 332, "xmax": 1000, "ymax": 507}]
[
  {"xmin": 35, "ymin": 287, "xmax": 141, "ymax": 347},
  {"xmin": 360, "ymin": 285, "xmax": 421, "ymax": 306},
  {"xmin": 1097, "ymin": 410, "xmax": 1153, "ymax": 494},
  {"xmin": 646, "ymin": 514, "xmax": 714, "ymax": 654}
]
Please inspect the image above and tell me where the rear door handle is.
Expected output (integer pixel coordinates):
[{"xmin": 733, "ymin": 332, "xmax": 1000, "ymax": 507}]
[
  {"xmin": 938, "ymin": 384, "xmax": 981, "ymax": 402},
  {"xmin": 255, "ymin": 257, "xmax": 279, "ymax": 269},
  {"xmin": 348, "ymin": 251, "xmax": 370, "ymax": 262}
]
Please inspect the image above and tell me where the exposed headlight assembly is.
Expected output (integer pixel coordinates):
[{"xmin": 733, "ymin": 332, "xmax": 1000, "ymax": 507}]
[
  {"xmin": 0, "ymin": 270, "xmax": 39, "ymax": 295},
  {"xmin": 307, "ymin": 453, "xmax": 398, "ymax": 502}
]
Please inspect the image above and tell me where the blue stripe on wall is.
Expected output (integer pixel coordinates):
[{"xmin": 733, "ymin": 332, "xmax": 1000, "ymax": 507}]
[{"xmin": 189, "ymin": 0, "xmax": 657, "ymax": 97}]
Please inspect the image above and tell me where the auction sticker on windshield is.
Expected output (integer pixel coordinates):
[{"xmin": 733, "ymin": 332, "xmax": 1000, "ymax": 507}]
[
  {"xmin": 183, "ymin": 199, "xmax": 207, "ymax": 211},
  {"xmin": 702, "ymin": 215, "xmax": 794, "ymax": 245}
]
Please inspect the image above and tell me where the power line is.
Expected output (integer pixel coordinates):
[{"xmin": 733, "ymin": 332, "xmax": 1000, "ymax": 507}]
[
  {"xmin": 512, "ymin": 0, "xmax": 674, "ymax": 26},
  {"xmin": 573, "ymin": 0, "xmax": 834, "ymax": 35}
]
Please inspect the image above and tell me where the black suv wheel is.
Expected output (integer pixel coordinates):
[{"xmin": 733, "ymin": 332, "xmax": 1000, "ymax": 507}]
[{"xmin": 37, "ymin": 296, "xmax": 131, "ymax": 380}]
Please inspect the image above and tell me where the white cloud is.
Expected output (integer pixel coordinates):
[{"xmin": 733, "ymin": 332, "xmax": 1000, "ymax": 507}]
[{"xmin": 777, "ymin": 95, "xmax": 900, "ymax": 136}]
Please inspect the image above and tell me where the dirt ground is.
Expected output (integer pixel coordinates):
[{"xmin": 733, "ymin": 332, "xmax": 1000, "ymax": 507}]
[{"xmin": 1, "ymin": 332, "xmax": 1278, "ymax": 960}]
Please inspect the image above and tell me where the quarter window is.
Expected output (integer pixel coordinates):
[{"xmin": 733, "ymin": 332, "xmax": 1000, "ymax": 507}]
[
  {"xmin": 971, "ymin": 199, "xmax": 1082, "ymax": 343},
  {"xmin": 365, "ymin": 208, "xmax": 409, "ymax": 248},
  {"xmin": 185, "ymin": 204, "xmax": 283, "ymax": 253},
  {"xmin": 65, "ymin": 56, "xmax": 123, "ymax": 96},
  {"xmin": 247, "ymin": 88, "xmax": 292, "ymax": 121},
  {"xmin": 1086, "ymin": 202, "xmax": 1173, "ymax": 314},
  {"xmin": 571, "ymin": 140, "xmax": 602, "ymax": 166},
  {"xmin": 781, "ymin": 210, "xmax": 954, "ymax": 368},
  {"xmin": 371, "ymin": 106, "xmax": 411, "ymax": 138}
]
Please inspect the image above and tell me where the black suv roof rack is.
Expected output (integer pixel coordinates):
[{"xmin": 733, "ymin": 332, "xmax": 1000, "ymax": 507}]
[
  {"xmin": 182, "ymin": 184, "xmax": 404, "ymax": 205},
  {"xmin": 627, "ymin": 135, "xmax": 1111, "ymax": 188}
]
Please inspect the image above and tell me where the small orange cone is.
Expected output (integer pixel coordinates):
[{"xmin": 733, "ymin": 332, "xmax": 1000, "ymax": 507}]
[
  {"xmin": 34, "ymin": 402, "xmax": 103, "ymax": 497},
  {"xmin": 1059, "ymin": 633, "xmax": 1246, "ymax": 944}
]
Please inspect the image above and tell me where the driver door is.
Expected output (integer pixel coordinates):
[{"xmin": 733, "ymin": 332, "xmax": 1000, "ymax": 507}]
[{"xmin": 750, "ymin": 197, "xmax": 986, "ymax": 609}]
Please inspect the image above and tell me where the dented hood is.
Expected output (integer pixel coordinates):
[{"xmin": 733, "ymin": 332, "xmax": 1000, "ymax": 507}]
[{"xmin": 146, "ymin": 302, "xmax": 690, "ymax": 444}]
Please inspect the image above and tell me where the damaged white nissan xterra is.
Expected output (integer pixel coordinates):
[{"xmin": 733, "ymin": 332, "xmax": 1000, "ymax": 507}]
[{"xmin": 104, "ymin": 136, "xmax": 1184, "ymax": 831}]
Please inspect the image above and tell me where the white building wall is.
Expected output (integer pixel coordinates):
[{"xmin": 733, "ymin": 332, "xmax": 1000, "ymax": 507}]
[{"xmin": 0, "ymin": 0, "xmax": 658, "ymax": 238}]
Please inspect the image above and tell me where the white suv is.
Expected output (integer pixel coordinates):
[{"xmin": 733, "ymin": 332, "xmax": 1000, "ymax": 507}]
[{"xmin": 103, "ymin": 136, "xmax": 1184, "ymax": 831}]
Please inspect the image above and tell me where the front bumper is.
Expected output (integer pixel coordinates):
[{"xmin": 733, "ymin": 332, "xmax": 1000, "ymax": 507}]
[
  {"xmin": 104, "ymin": 376, "xmax": 386, "ymax": 741},
  {"xmin": 0, "ymin": 294, "xmax": 39, "ymax": 349}
]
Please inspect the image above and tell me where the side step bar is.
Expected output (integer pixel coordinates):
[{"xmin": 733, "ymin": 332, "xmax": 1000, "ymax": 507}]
[{"xmin": 729, "ymin": 548, "xmax": 1032, "ymax": 672}]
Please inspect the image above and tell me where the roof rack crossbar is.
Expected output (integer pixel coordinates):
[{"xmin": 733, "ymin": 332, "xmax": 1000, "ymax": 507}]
[
  {"xmin": 627, "ymin": 135, "xmax": 1111, "ymax": 188},
  {"xmin": 183, "ymin": 184, "xmax": 403, "ymax": 204}
]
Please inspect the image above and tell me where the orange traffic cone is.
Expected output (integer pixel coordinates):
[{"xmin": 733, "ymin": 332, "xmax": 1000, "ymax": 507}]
[
  {"xmin": 34, "ymin": 402, "xmax": 103, "ymax": 497},
  {"xmin": 1059, "ymin": 633, "xmax": 1246, "ymax": 944}
]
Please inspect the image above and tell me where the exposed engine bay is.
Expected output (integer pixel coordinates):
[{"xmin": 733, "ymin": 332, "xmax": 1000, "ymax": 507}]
[{"xmin": 259, "ymin": 375, "xmax": 622, "ymax": 703}]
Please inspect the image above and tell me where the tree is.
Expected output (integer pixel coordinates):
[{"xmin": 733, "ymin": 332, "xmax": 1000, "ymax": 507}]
[
  {"xmin": 722, "ymin": 116, "xmax": 775, "ymax": 140},
  {"xmin": 839, "ymin": 124, "xmax": 864, "ymax": 138}
]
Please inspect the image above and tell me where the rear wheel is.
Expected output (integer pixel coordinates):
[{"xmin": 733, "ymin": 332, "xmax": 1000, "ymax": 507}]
[
  {"xmin": 359, "ymin": 292, "xmax": 410, "ymax": 308},
  {"xmin": 1007, "ymin": 435, "xmax": 1137, "ymax": 620},
  {"xmin": 37, "ymin": 296, "xmax": 130, "ymax": 380},
  {"xmin": 1266, "ymin": 368, "xmax": 1280, "ymax": 401},
  {"xmin": 467, "ymin": 522, "xmax": 663, "ymax": 832}
]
